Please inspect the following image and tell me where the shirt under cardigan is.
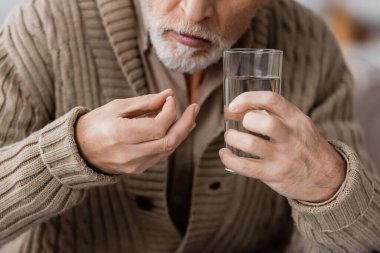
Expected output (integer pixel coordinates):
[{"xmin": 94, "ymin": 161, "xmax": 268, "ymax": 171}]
[{"xmin": 0, "ymin": 0, "xmax": 380, "ymax": 252}]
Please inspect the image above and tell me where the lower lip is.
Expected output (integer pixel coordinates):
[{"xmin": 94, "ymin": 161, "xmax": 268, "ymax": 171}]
[{"xmin": 169, "ymin": 31, "xmax": 210, "ymax": 48}]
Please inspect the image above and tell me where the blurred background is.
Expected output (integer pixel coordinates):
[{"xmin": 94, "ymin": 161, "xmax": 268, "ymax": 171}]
[
  {"xmin": 295, "ymin": 0, "xmax": 380, "ymax": 169},
  {"xmin": 0, "ymin": 0, "xmax": 17, "ymax": 25},
  {"xmin": 0, "ymin": 0, "xmax": 379, "ymax": 168}
]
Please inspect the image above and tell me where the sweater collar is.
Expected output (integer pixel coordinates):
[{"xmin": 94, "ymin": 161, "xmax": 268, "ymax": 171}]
[
  {"xmin": 132, "ymin": 0, "xmax": 150, "ymax": 52},
  {"xmin": 96, "ymin": 0, "xmax": 149, "ymax": 96}
]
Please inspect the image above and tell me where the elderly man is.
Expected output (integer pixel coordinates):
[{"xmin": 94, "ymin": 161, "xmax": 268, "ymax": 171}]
[{"xmin": 0, "ymin": 0, "xmax": 379, "ymax": 252}]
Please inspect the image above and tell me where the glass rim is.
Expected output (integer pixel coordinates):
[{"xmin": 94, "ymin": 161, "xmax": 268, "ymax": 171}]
[{"xmin": 224, "ymin": 48, "xmax": 283, "ymax": 55}]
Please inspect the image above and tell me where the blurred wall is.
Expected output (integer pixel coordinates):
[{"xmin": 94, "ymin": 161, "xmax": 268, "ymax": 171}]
[
  {"xmin": 296, "ymin": 0, "xmax": 380, "ymax": 170},
  {"xmin": 0, "ymin": 0, "xmax": 20, "ymax": 25}
]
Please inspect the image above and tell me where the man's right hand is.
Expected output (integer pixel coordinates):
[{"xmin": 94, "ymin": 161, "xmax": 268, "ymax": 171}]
[{"xmin": 75, "ymin": 89, "xmax": 199, "ymax": 175}]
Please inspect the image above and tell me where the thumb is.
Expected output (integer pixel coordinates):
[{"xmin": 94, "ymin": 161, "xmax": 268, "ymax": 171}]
[{"xmin": 118, "ymin": 89, "xmax": 173, "ymax": 118}]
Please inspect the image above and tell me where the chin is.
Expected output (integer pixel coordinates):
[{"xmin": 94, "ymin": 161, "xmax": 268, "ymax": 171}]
[{"xmin": 161, "ymin": 50, "xmax": 223, "ymax": 74}]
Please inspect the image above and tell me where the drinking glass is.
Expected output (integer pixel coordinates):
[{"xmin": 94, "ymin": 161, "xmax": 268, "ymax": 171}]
[{"xmin": 223, "ymin": 49, "xmax": 283, "ymax": 172}]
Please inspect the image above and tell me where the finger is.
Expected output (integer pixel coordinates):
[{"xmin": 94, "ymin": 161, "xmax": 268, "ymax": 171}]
[
  {"xmin": 224, "ymin": 129, "xmax": 273, "ymax": 159},
  {"xmin": 242, "ymin": 110, "xmax": 289, "ymax": 141},
  {"xmin": 228, "ymin": 91, "xmax": 299, "ymax": 119},
  {"xmin": 148, "ymin": 103, "xmax": 199, "ymax": 154},
  {"xmin": 154, "ymin": 96, "xmax": 178, "ymax": 132},
  {"xmin": 116, "ymin": 89, "xmax": 173, "ymax": 117},
  {"xmin": 118, "ymin": 96, "xmax": 178, "ymax": 143},
  {"xmin": 224, "ymin": 105, "xmax": 245, "ymax": 122},
  {"xmin": 129, "ymin": 96, "xmax": 178, "ymax": 142},
  {"xmin": 219, "ymin": 148, "xmax": 267, "ymax": 180}
]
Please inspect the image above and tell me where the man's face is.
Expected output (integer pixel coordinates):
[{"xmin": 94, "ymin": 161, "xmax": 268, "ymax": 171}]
[{"xmin": 142, "ymin": 0, "xmax": 258, "ymax": 73}]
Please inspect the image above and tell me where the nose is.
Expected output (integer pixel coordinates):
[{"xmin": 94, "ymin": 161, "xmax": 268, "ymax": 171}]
[{"xmin": 179, "ymin": 0, "xmax": 214, "ymax": 23}]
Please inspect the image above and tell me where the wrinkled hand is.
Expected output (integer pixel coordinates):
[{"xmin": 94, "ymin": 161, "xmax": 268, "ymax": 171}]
[
  {"xmin": 220, "ymin": 91, "xmax": 346, "ymax": 203},
  {"xmin": 75, "ymin": 89, "xmax": 199, "ymax": 175}
]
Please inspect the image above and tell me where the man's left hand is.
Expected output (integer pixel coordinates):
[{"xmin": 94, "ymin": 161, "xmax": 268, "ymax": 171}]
[{"xmin": 219, "ymin": 91, "xmax": 346, "ymax": 203}]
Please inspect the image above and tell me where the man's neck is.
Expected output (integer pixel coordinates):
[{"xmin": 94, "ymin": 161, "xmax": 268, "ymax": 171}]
[{"xmin": 185, "ymin": 70, "xmax": 203, "ymax": 105}]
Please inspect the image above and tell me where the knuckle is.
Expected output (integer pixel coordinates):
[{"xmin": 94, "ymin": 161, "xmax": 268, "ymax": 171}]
[
  {"xmin": 146, "ymin": 97, "xmax": 156, "ymax": 107},
  {"xmin": 114, "ymin": 152, "xmax": 129, "ymax": 166},
  {"xmin": 303, "ymin": 115, "xmax": 314, "ymax": 129},
  {"xmin": 105, "ymin": 165, "xmax": 123, "ymax": 175},
  {"xmin": 293, "ymin": 114, "xmax": 314, "ymax": 132},
  {"xmin": 162, "ymin": 135, "xmax": 177, "ymax": 154},
  {"xmin": 145, "ymin": 94, "xmax": 158, "ymax": 106},
  {"xmin": 264, "ymin": 92, "xmax": 280, "ymax": 107},
  {"xmin": 169, "ymin": 112, "xmax": 178, "ymax": 122},
  {"xmin": 128, "ymin": 165, "xmax": 142, "ymax": 174}
]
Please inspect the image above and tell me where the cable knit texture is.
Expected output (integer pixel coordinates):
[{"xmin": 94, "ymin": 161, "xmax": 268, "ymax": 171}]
[{"xmin": 0, "ymin": 0, "xmax": 379, "ymax": 252}]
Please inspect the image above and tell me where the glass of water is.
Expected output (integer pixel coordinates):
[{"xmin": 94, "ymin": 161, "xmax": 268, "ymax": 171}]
[{"xmin": 223, "ymin": 49, "xmax": 283, "ymax": 171}]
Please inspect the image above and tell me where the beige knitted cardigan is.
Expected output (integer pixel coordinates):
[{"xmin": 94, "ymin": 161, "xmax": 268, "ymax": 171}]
[{"xmin": 0, "ymin": 0, "xmax": 380, "ymax": 252}]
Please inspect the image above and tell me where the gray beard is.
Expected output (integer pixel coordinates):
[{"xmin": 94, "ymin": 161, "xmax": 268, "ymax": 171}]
[
  {"xmin": 146, "ymin": 16, "xmax": 236, "ymax": 73},
  {"xmin": 149, "ymin": 32, "xmax": 230, "ymax": 73}
]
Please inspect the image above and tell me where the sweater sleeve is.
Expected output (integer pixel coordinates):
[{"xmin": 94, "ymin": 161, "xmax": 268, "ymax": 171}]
[
  {"xmin": 287, "ymin": 23, "xmax": 380, "ymax": 252},
  {"xmin": 0, "ymin": 6, "xmax": 119, "ymax": 246}
]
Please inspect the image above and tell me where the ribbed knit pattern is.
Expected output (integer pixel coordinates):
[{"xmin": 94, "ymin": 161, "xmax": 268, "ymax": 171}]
[{"xmin": 0, "ymin": 0, "xmax": 379, "ymax": 252}]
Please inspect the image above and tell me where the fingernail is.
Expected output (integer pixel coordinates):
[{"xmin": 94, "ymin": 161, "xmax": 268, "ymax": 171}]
[
  {"xmin": 194, "ymin": 104, "xmax": 200, "ymax": 116},
  {"xmin": 161, "ymin": 89, "xmax": 172, "ymax": 95},
  {"xmin": 229, "ymin": 102, "xmax": 237, "ymax": 112},
  {"xmin": 219, "ymin": 149, "xmax": 224, "ymax": 157},
  {"xmin": 166, "ymin": 96, "xmax": 173, "ymax": 102}
]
